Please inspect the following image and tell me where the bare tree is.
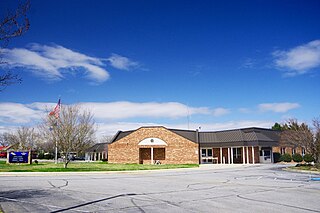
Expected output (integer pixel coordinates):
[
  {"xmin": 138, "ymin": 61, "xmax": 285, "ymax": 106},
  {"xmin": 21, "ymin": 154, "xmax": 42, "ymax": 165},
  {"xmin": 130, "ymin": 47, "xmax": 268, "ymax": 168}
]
[
  {"xmin": 40, "ymin": 105, "xmax": 96, "ymax": 168},
  {"xmin": 280, "ymin": 118, "xmax": 319, "ymax": 162},
  {"xmin": 312, "ymin": 117, "xmax": 320, "ymax": 162},
  {"xmin": 0, "ymin": 132, "xmax": 16, "ymax": 146},
  {"xmin": 0, "ymin": 127, "xmax": 39, "ymax": 150},
  {"xmin": 99, "ymin": 135, "xmax": 113, "ymax": 144},
  {"xmin": 0, "ymin": 0, "xmax": 30, "ymax": 91}
]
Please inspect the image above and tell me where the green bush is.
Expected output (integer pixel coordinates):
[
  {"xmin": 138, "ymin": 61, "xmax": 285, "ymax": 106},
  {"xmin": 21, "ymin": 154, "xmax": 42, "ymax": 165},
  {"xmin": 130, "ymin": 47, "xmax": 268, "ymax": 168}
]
[
  {"xmin": 280, "ymin": 153, "xmax": 292, "ymax": 162},
  {"xmin": 273, "ymin": 152, "xmax": 281, "ymax": 163},
  {"xmin": 303, "ymin": 154, "xmax": 314, "ymax": 163},
  {"xmin": 292, "ymin": 153, "xmax": 303, "ymax": 162}
]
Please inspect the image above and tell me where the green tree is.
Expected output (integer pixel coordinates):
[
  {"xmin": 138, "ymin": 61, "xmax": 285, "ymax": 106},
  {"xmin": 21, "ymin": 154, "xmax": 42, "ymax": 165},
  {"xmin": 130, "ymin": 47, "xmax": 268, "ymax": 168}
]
[{"xmin": 271, "ymin": 122, "xmax": 283, "ymax": 131}]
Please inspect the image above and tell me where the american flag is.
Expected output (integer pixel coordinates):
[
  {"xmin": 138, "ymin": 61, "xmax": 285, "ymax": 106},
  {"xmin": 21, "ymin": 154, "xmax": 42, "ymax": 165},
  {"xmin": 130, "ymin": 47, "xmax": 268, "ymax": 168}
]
[{"xmin": 49, "ymin": 99, "xmax": 61, "ymax": 118}]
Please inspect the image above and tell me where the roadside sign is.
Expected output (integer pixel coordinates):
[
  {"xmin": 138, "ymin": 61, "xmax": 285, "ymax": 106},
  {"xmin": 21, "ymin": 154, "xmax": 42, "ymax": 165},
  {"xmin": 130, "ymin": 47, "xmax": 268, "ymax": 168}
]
[{"xmin": 8, "ymin": 151, "xmax": 31, "ymax": 164}]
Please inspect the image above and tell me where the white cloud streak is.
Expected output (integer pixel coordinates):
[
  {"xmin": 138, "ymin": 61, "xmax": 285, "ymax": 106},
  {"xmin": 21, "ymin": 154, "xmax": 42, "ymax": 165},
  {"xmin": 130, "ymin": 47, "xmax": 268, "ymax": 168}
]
[
  {"xmin": 1, "ymin": 44, "xmax": 139, "ymax": 83},
  {"xmin": 0, "ymin": 101, "xmax": 220, "ymax": 125},
  {"xmin": 0, "ymin": 101, "xmax": 286, "ymax": 138},
  {"xmin": 0, "ymin": 102, "xmax": 43, "ymax": 123},
  {"xmin": 273, "ymin": 40, "xmax": 320, "ymax": 76},
  {"xmin": 96, "ymin": 120, "xmax": 275, "ymax": 137},
  {"xmin": 81, "ymin": 102, "xmax": 211, "ymax": 120},
  {"xmin": 259, "ymin": 102, "xmax": 300, "ymax": 113},
  {"xmin": 212, "ymin": 107, "xmax": 230, "ymax": 117},
  {"xmin": 106, "ymin": 54, "xmax": 139, "ymax": 70}
]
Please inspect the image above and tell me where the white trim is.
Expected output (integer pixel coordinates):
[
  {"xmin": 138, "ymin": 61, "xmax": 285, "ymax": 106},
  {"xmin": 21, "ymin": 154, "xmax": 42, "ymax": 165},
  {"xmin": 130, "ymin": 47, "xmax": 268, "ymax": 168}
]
[
  {"xmin": 138, "ymin": 138, "xmax": 167, "ymax": 146},
  {"xmin": 246, "ymin": 147, "xmax": 249, "ymax": 164},
  {"xmin": 220, "ymin": 147, "xmax": 223, "ymax": 164},
  {"xmin": 228, "ymin": 148, "xmax": 230, "ymax": 164},
  {"xmin": 242, "ymin": 146, "xmax": 245, "ymax": 164},
  {"xmin": 151, "ymin": 147, "xmax": 154, "ymax": 164},
  {"xmin": 252, "ymin": 146, "xmax": 255, "ymax": 164},
  {"xmin": 231, "ymin": 147, "xmax": 234, "ymax": 164}
]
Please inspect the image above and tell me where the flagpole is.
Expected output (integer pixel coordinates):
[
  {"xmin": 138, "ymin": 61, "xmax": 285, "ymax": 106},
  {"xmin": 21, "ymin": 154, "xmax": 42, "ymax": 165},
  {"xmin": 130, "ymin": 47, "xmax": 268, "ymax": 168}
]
[{"xmin": 55, "ymin": 141, "xmax": 58, "ymax": 164}]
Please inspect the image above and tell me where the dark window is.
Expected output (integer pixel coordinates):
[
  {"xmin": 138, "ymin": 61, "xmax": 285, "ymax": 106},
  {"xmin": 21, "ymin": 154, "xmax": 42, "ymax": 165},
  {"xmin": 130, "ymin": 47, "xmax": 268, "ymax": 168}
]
[
  {"xmin": 202, "ymin": 149, "xmax": 207, "ymax": 157},
  {"xmin": 207, "ymin": 149, "xmax": 213, "ymax": 157}
]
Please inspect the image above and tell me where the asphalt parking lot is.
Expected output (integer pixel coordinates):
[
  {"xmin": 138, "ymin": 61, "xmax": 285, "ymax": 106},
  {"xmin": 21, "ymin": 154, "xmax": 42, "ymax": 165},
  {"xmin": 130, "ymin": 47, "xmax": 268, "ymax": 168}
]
[{"xmin": 0, "ymin": 164, "xmax": 319, "ymax": 213}]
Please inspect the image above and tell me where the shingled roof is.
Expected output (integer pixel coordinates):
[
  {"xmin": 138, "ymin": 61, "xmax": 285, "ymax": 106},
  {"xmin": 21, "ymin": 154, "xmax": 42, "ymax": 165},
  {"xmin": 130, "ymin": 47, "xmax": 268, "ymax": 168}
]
[
  {"xmin": 199, "ymin": 127, "xmax": 280, "ymax": 147},
  {"xmin": 86, "ymin": 143, "xmax": 109, "ymax": 153},
  {"xmin": 110, "ymin": 126, "xmax": 280, "ymax": 147}
]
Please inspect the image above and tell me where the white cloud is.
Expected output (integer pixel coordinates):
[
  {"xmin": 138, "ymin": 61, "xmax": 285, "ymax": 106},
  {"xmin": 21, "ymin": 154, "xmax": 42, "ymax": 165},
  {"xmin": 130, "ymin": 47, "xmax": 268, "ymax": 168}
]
[
  {"xmin": 0, "ymin": 101, "xmax": 255, "ymax": 138},
  {"xmin": 273, "ymin": 40, "xmax": 320, "ymax": 76},
  {"xmin": 95, "ymin": 120, "xmax": 275, "ymax": 137},
  {"xmin": 238, "ymin": 108, "xmax": 251, "ymax": 113},
  {"xmin": 0, "ymin": 101, "xmax": 214, "ymax": 125},
  {"xmin": 81, "ymin": 101, "xmax": 211, "ymax": 120},
  {"xmin": 212, "ymin": 107, "xmax": 230, "ymax": 117},
  {"xmin": 0, "ymin": 103, "xmax": 43, "ymax": 123},
  {"xmin": 258, "ymin": 102, "xmax": 300, "ymax": 113},
  {"xmin": 107, "ymin": 54, "xmax": 139, "ymax": 70},
  {"xmin": 1, "ymin": 44, "xmax": 110, "ymax": 83}
]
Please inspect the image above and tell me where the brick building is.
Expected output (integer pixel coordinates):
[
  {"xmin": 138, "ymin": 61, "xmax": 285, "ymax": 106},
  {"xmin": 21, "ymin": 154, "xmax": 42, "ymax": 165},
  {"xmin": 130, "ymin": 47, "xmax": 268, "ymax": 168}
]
[{"xmin": 108, "ymin": 126, "xmax": 281, "ymax": 165}]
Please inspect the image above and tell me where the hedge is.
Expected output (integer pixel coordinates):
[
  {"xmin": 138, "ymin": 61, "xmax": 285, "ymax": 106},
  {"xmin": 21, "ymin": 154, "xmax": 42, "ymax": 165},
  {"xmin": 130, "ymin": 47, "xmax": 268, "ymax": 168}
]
[
  {"xmin": 303, "ymin": 154, "xmax": 314, "ymax": 163},
  {"xmin": 292, "ymin": 153, "xmax": 303, "ymax": 163},
  {"xmin": 280, "ymin": 153, "xmax": 292, "ymax": 162}
]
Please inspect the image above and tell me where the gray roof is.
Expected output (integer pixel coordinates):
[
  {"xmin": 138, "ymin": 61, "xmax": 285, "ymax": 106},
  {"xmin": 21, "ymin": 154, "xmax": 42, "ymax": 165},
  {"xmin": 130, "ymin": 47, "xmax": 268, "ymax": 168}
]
[
  {"xmin": 110, "ymin": 126, "xmax": 280, "ymax": 147},
  {"xmin": 86, "ymin": 143, "xmax": 108, "ymax": 153},
  {"xmin": 199, "ymin": 128, "xmax": 280, "ymax": 147}
]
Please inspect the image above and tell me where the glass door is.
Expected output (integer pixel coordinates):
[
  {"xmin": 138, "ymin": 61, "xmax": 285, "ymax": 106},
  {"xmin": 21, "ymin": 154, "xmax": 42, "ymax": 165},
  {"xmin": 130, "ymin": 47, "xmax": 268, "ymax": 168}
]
[{"xmin": 201, "ymin": 148, "xmax": 213, "ymax": 164}]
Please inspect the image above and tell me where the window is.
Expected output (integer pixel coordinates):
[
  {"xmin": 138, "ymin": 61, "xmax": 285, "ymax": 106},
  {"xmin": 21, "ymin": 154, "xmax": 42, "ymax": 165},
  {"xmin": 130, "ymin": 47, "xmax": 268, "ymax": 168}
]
[
  {"xmin": 292, "ymin": 148, "xmax": 296, "ymax": 155},
  {"xmin": 280, "ymin": 147, "xmax": 286, "ymax": 155},
  {"xmin": 202, "ymin": 149, "xmax": 207, "ymax": 157},
  {"xmin": 233, "ymin": 148, "xmax": 242, "ymax": 158},
  {"xmin": 201, "ymin": 148, "xmax": 214, "ymax": 164},
  {"xmin": 302, "ymin": 148, "xmax": 306, "ymax": 156}
]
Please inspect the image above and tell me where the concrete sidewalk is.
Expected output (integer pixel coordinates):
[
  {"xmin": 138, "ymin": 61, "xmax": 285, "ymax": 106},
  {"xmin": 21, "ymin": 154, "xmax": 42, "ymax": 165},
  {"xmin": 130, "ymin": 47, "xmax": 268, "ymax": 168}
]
[{"xmin": 199, "ymin": 163, "xmax": 262, "ymax": 169}]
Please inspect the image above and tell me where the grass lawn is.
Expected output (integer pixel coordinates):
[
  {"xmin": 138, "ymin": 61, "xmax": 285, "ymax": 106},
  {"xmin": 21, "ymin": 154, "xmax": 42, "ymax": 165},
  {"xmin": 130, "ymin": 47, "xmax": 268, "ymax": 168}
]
[
  {"xmin": 289, "ymin": 163, "xmax": 320, "ymax": 173},
  {"xmin": 0, "ymin": 160, "xmax": 198, "ymax": 172}
]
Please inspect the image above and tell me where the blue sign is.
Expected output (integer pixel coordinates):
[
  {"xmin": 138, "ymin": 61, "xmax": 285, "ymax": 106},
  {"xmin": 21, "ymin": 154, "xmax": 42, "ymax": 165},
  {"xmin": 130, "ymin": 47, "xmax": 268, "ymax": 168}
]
[{"xmin": 8, "ymin": 151, "xmax": 29, "ymax": 163}]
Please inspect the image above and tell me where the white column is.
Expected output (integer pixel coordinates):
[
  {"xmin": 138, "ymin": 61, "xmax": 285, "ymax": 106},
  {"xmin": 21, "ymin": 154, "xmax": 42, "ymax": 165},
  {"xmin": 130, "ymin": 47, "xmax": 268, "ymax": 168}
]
[
  {"xmin": 151, "ymin": 147, "xmax": 154, "ymax": 164},
  {"xmin": 246, "ymin": 147, "xmax": 249, "ymax": 164},
  {"xmin": 242, "ymin": 146, "xmax": 245, "ymax": 164},
  {"xmin": 228, "ymin": 148, "xmax": 230, "ymax": 164},
  {"xmin": 220, "ymin": 147, "xmax": 223, "ymax": 164},
  {"xmin": 231, "ymin": 147, "xmax": 234, "ymax": 164},
  {"xmin": 252, "ymin": 146, "xmax": 255, "ymax": 164}
]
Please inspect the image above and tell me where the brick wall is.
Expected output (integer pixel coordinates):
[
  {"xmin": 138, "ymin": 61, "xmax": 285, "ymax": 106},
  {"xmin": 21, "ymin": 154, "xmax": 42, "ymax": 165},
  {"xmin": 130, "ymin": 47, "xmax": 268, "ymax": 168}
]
[
  {"xmin": 273, "ymin": 146, "xmax": 305, "ymax": 156},
  {"xmin": 108, "ymin": 127, "xmax": 199, "ymax": 164}
]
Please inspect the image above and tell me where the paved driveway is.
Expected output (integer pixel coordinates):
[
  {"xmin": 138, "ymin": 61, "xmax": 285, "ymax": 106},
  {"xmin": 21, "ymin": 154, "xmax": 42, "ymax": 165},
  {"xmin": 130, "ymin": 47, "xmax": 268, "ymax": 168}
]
[{"xmin": 0, "ymin": 164, "xmax": 319, "ymax": 213}]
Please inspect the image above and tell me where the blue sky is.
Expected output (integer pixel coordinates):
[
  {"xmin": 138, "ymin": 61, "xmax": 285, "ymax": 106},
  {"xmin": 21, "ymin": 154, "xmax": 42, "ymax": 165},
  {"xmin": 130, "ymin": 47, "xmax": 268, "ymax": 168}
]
[{"xmin": 1, "ymin": 0, "xmax": 320, "ymax": 137}]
